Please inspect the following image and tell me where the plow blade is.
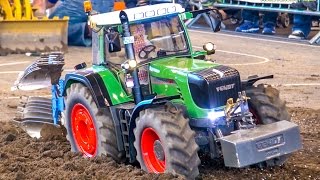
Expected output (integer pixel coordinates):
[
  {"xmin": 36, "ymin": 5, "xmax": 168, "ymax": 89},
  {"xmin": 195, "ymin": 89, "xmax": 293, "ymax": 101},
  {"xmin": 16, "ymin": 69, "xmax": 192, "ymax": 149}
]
[
  {"xmin": 14, "ymin": 96, "xmax": 58, "ymax": 138},
  {"xmin": 12, "ymin": 52, "xmax": 65, "ymax": 91},
  {"xmin": 19, "ymin": 96, "xmax": 52, "ymax": 107},
  {"xmin": 0, "ymin": 17, "xmax": 68, "ymax": 56}
]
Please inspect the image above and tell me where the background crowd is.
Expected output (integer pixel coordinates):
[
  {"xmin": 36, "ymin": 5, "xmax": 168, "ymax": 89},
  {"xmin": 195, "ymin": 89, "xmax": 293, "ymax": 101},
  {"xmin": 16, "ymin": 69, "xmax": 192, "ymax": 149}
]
[{"xmin": 32, "ymin": 0, "xmax": 318, "ymax": 46}]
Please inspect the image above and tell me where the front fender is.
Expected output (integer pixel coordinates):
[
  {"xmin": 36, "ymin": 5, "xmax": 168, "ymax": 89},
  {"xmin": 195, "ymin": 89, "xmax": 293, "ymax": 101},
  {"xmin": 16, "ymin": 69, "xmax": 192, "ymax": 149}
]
[
  {"xmin": 127, "ymin": 95, "xmax": 180, "ymax": 162},
  {"xmin": 241, "ymin": 75, "xmax": 274, "ymax": 89}
]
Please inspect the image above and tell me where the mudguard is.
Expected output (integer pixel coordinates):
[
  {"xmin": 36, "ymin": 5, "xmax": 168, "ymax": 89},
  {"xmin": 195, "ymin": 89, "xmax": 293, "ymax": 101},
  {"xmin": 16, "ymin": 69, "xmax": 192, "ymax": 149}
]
[
  {"xmin": 241, "ymin": 75, "xmax": 274, "ymax": 88},
  {"xmin": 127, "ymin": 95, "xmax": 180, "ymax": 162},
  {"xmin": 64, "ymin": 71, "xmax": 113, "ymax": 108}
]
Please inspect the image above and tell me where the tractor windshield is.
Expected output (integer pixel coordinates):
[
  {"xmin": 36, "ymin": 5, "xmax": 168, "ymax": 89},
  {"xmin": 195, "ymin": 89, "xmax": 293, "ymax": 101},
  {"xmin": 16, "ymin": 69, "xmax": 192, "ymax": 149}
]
[{"xmin": 131, "ymin": 15, "xmax": 189, "ymax": 62}]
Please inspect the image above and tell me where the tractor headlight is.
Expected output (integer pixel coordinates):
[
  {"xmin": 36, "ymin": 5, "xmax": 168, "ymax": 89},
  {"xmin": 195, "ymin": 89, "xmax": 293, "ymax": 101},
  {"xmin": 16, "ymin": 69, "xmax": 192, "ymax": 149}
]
[
  {"xmin": 128, "ymin": 59, "xmax": 137, "ymax": 68},
  {"xmin": 121, "ymin": 59, "xmax": 137, "ymax": 70},
  {"xmin": 121, "ymin": 63, "xmax": 130, "ymax": 70},
  {"xmin": 208, "ymin": 110, "xmax": 227, "ymax": 127},
  {"xmin": 208, "ymin": 110, "xmax": 225, "ymax": 120},
  {"xmin": 203, "ymin": 42, "xmax": 216, "ymax": 55}
]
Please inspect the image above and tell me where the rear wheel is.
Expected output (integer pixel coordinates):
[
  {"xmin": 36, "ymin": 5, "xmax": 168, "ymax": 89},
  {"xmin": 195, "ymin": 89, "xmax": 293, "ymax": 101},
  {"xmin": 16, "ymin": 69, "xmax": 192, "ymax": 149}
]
[
  {"xmin": 133, "ymin": 108, "xmax": 200, "ymax": 179},
  {"xmin": 64, "ymin": 83, "xmax": 123, "ymax": 161},
  {"xmin": 245, "ymin": 84, "xmax": 290, "ymax": 167}
]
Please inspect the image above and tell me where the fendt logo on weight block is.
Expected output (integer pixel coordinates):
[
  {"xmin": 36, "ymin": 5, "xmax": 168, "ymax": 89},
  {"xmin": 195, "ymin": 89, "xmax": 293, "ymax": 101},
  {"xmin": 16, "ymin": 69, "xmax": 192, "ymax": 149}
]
[{"xmin": 256, "ymin": 135, "xmax": 284, "ymax": 151}]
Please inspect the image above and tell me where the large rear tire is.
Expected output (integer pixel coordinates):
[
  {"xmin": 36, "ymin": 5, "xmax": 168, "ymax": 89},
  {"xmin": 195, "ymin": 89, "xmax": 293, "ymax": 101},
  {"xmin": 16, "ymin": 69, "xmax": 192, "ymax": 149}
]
[
  {"xmin": 133, "ymin": 108, "xmax": 200, "ymax": 179},
  {"xmin": 245, "ymin": 84, "xmax": 290, "ymax": 167},
  {"xmin": 64, "ymin": 83, "xmax": 123, "ymax": 161}
]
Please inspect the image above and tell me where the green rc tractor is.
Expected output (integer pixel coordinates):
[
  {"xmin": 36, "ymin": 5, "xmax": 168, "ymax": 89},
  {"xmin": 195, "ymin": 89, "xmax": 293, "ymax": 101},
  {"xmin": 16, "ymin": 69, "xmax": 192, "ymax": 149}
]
[{"xmin": 13, "ymin": 3, "xmax": 302, "ymax": 179}]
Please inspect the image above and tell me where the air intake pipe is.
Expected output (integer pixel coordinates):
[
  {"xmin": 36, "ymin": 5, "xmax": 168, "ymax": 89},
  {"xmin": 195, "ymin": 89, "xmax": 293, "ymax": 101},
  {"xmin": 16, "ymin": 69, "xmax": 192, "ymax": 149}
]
[{"xmin": 119, "ymin": 11, "xmax": 143, "ymax": 104}]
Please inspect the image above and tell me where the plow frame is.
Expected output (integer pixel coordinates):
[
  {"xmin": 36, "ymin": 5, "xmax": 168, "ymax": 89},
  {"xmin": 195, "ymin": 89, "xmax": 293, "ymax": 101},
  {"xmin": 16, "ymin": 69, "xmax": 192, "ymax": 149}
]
[{"xmin": 51, "ymin": 79, "xmax": 65, "ymax": 125}]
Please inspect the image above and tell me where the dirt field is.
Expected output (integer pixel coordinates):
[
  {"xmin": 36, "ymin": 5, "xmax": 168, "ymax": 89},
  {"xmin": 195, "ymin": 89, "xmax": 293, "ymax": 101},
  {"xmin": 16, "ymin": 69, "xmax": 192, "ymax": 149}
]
[{"xmin": 0, "ymin": 30, "xmax": 319, "ymax": 179}]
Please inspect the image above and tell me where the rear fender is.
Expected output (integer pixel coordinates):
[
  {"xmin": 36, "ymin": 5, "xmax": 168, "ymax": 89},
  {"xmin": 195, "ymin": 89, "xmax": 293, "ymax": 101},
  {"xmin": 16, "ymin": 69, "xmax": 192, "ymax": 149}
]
[{"xmin": 64, "ymin": 72, "xmax": 112, "ymax": 108}]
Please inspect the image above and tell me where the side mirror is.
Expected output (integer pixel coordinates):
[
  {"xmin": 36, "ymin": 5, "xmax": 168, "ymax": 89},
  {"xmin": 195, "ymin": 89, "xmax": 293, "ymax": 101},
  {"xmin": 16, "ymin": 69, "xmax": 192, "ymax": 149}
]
[{"xmin": 106, "ymin": 31, "xmax": 121, "ymax": 53}]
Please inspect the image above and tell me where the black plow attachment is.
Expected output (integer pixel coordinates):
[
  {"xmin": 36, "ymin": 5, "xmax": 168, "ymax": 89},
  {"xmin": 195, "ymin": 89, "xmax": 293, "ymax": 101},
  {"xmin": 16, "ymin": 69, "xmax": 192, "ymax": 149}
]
[
  {"xmin": 12, "ymin": 52, "xmax": 65, "ymax": 138},
  {"xmin": 12, "ymin": 52, "xmax": 65, "ymax": 91}
]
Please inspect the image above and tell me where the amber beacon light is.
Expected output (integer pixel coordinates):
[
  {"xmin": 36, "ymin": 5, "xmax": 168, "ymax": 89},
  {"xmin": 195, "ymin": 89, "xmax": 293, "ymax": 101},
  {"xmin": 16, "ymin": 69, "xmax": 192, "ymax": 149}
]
[{"xmin": 84, "ymin": 0, "xmax": 93, "ymax": 13}]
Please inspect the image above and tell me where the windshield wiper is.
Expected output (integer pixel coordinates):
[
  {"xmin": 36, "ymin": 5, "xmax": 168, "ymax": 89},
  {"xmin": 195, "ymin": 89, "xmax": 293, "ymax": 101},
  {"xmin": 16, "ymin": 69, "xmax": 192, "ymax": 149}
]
[
  {"xmin": 157, "ymin": 48, "xmax": 188, "ymax": 54},
  {"xmin": 157, "ymin": 48, "xmax": 189, "ymax": 58}
]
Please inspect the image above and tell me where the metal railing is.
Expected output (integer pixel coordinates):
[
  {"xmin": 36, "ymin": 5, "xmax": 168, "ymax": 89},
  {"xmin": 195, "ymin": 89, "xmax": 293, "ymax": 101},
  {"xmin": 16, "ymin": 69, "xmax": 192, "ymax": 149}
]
[
  {"xmin": 186, "ymin": 0, "xmax": 320, "ymax": 44},
  {"xmin": 213, "ymin": 0, "xmax": 320, "ymax": 16}
]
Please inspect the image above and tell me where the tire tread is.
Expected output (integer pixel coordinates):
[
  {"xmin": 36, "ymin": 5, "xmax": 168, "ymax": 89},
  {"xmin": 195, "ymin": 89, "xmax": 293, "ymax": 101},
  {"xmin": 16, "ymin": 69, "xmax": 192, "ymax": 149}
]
[{"xmin": 134, "ymin": 107, "xmax": 200, "ymax": 179}]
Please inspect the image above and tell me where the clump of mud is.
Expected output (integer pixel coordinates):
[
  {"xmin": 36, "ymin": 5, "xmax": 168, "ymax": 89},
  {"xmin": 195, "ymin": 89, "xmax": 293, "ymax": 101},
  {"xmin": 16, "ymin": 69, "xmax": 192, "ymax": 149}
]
[{"xmin": 0, "ymin": 108, "xmax": 319, "ymax": 180}]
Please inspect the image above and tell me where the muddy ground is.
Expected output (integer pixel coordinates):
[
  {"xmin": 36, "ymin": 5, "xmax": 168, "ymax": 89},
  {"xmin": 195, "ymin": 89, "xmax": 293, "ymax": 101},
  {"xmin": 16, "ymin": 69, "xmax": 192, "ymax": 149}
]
[
  {"xmin": 0, "ymin": 107, "xmax": 319, "ymax": 180},
  {"xmin": 0, "ymin": 29, "xmax": 320, "ymax": 179}
]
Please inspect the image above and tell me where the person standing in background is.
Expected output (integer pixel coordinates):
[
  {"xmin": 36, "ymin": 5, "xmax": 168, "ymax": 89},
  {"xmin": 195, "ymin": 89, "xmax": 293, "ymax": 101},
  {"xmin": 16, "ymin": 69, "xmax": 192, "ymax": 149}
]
[
  {"xmin": 289, "ymin": 0, "xmax": 318, "ymax": 39},
  {"xmin": 289, "ymin": 15, "xmax": 313, "ymax": 39},
  {"xmin": 33, "ymin": 0, "xmax": 114, "ymax": 46},
  {"xmin": 235, "ymin": 10, "xmax": 278, "ymax": 35}
]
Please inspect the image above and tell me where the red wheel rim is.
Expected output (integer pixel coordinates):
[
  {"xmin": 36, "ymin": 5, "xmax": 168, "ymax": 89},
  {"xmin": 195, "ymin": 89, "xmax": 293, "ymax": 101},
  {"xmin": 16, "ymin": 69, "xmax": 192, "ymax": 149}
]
[
  {"xmin": 141, "ymin": 127, "xmax": 165, "ymax": 173},
  {"xmin": 71, "ymin": 103, "xmax": 97, "ymax": 157}
]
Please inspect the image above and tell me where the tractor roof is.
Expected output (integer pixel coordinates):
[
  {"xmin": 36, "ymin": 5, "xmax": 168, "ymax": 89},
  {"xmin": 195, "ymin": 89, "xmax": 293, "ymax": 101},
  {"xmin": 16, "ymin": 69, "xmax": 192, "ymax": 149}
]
[{"xmin": 89, "ymin": 3, "xmax": 185, "ymax": 26}]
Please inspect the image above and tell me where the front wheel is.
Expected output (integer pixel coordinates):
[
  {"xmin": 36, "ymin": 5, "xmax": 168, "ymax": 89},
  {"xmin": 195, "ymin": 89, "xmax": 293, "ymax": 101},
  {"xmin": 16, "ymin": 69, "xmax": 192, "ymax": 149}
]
[
  {"xmin": 133, "ymin": 108, "xmax": 201, "ymax": 179},
  {"xmin": 245, "ymin": 84, "xmax": 290, "ymax": 167}
]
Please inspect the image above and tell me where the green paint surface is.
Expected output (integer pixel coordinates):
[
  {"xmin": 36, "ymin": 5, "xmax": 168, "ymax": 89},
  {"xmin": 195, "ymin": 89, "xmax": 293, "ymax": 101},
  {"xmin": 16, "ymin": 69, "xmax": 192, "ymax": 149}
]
[
  {"xmin": 93, "ymin": 66, "xmax": 133, "ymax": 105},
  {"xmin": 149, "ymin": 57, "xmax": 220, "ymax": 118}
]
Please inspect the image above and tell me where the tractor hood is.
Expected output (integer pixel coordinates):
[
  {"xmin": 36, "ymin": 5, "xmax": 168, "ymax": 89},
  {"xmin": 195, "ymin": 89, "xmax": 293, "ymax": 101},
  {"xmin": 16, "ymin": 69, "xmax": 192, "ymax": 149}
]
[
  {"xmin": 149, "ymin": 57, "xmax": 242, "ymax": 113},
  {"xmin": 149, "ymin": 57, "xmax": 218, "ymax": 78}
]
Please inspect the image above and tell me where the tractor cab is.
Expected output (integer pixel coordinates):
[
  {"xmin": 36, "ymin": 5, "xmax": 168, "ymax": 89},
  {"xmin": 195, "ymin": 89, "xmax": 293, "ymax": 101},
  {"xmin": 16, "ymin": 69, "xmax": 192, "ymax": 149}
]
[
  {"xmin": 105, "ymin": 15, "xmax": 189, "ymax": 63},
  {"xmin": 89, "ymin": 3, "xmax": 192, "ymax": 98},
  {"xmin": 89, "ymin": 3, "xmax": 188, "ymax": 64}
]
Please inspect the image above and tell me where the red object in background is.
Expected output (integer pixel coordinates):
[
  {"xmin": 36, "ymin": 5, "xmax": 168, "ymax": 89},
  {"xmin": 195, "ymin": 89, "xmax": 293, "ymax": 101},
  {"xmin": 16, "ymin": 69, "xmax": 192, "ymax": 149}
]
[{"xmin": 114, "ymin": 1, "xmax": 126, "ymax": 11}]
